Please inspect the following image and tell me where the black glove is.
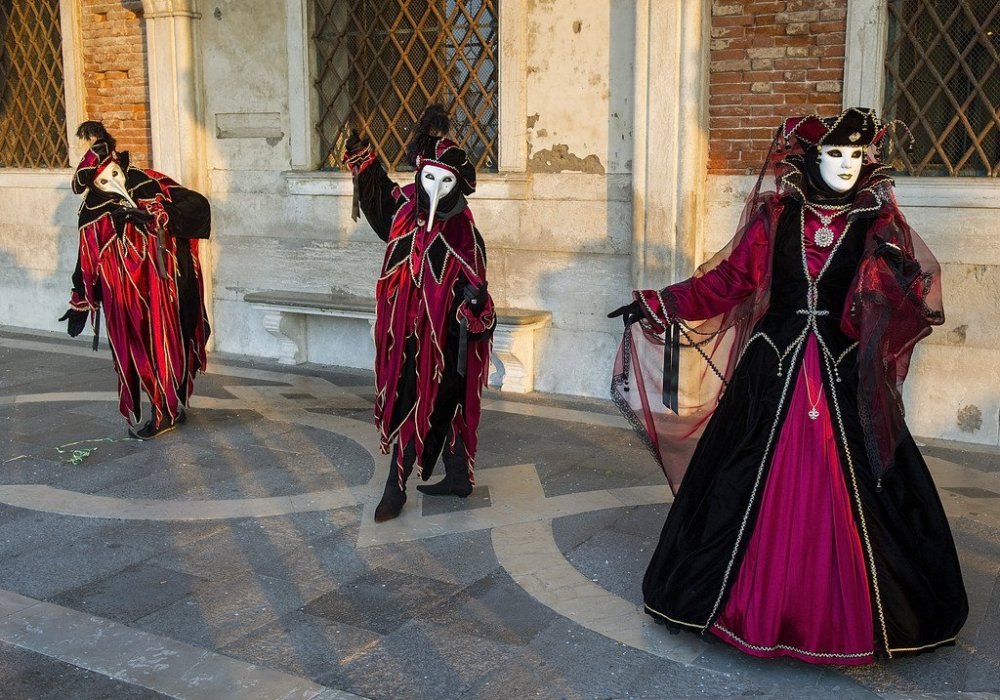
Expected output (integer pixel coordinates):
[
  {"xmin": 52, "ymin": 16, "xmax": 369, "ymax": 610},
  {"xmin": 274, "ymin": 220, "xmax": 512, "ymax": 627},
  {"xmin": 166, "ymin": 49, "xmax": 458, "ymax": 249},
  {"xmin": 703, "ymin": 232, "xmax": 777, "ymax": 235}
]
[
  {"xmin": 91, "ymin": 139, "xmax": 111, "ymax": 160},
  {"xmin": 607, "ymin": 300, "xmax": 644, "ymax": 327},
  {"xmin": 110, "ymin": 206, "xmax": 154, "ymax": 234},
  {"xmin": 58, "ymin": 309, "xmax": 89, "ymax": 338},
  {"xmin": 873, "ymin": 235, "xmax": 904, "ymax": 265},
  {"xmin": 345, "ymin": 130, "xmax": 370, "ymax": 156},
  {"xmin": 874, "ymin": 235, "xmax": 921, "ymax": 282},
  {"xmin": 464, "ymin": 281, "xmax": 488, "ymax": 309}
]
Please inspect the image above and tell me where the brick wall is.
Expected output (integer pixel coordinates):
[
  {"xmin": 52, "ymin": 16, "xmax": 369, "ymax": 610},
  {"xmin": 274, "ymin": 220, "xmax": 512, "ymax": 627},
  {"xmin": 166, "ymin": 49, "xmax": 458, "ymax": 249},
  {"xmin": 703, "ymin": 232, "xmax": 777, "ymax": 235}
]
[
  {"xmin": 79, "ymin": 0, "xmax": 151, "ymax": 167},
  {"xmin": 709, "ymin": 0, "xmax": 848, "ymax": 174}
]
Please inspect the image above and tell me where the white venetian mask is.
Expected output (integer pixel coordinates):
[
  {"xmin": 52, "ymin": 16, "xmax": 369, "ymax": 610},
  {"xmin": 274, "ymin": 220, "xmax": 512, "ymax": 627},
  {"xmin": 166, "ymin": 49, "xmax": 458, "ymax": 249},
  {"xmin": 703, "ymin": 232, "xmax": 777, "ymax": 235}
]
[
  {"xmin": 818, "ymin": 144, "xmax": 864, "ymax": 193},
  {"xmin": 420, "ymin": 164, "xmax": 457, "ymax": 231},
  {"xmin": 94, "ymin": 160, "xmax": 136, "ymax": 206}
]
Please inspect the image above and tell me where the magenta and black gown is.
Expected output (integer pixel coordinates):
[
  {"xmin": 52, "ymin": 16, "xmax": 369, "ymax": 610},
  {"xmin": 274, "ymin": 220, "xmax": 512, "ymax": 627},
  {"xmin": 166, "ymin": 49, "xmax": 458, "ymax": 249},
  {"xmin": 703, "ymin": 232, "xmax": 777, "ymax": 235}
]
[{"xmin": 636, "ymin": 199, "xmax": 967, "ymax": 663}]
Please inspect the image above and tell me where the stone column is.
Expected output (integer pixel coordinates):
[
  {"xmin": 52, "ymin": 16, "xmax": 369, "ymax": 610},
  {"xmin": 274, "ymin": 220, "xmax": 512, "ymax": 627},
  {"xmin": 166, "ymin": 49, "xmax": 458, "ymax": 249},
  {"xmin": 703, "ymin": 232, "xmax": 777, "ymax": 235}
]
[
  {"xmin": 140, "ymin": 0, "xmax": 212, "ymax": 343},
  {"xmin": 139, "ymin": 0, "xmax": 206, "ymax": 190},
  {"xmin": 630, "ymin": 0, "xmax": 711, "ymax": 289}
]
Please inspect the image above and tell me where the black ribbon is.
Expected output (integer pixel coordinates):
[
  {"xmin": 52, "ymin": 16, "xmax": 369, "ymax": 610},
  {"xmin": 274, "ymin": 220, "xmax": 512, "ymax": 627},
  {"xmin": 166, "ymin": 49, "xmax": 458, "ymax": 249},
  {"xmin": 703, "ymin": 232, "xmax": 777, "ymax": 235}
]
[
  {"xmin": 457, "ymin": 316, "xmax": 468, "ymax": 377},
  {"xmin": 662, "ymin": 321, "xmax": 680, "ymax": 414},
  {"xmin": 92, "ymin": 308, "xmax": 101, "ymax": 352},
  {"xmin": 351, "ymin": 173, "xmax": 361, "ymax": 222}
]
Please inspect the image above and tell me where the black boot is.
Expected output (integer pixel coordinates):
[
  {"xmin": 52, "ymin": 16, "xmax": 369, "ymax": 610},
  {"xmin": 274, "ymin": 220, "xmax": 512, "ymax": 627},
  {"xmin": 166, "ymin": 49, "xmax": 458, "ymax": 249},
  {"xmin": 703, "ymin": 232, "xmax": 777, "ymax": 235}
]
[
  {"xmin": 374, "ymin": 443, "xmax": 414, "ymax": 523},
  {"xmin": 416, "ymin": 435, "xmax": 472, "ymax": 498}
]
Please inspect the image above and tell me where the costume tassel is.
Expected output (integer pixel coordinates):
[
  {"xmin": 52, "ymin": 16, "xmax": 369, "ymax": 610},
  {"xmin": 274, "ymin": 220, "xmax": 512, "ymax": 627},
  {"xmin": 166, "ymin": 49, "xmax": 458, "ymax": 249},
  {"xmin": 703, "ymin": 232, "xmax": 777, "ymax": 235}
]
[
  {"xmin": 457, "ymin": 316, "xmax": 468, "ymax": 377},
  {"xmin": 92, "ymin": 308, "xmax": 101, "ymax": 352},
  {"xmin": 351, "ymin": 173, "xmax": 361, "ymax": 222},
  {"xmin": 662, "ymin": 322, "xmax": 680, "ymax": 413}
]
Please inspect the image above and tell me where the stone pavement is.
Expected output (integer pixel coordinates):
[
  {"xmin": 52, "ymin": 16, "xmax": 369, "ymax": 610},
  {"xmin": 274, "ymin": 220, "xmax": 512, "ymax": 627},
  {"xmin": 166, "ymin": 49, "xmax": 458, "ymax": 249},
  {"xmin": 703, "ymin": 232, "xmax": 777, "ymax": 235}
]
[{"xmin": 0, "ymin": 327, "xmax": 997, "ymax": 700}]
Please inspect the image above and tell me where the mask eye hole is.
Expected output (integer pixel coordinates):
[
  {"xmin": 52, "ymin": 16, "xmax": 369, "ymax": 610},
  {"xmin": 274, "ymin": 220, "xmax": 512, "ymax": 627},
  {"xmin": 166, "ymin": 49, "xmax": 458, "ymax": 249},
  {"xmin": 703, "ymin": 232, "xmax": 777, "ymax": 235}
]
[
  {"xmin": 850, "ymin": 149, "xmax": 863, "ymax": 159},
  {"xmin": 826, "ymin": 148, "xmax": 842, "ymax": 158},
  {"xmin": 423, "ymin": 172, "xmax": 435, "ymax": 180},
  {"xmin": 99, "ymin": 178, "xmax": 108, "ymax": 184},
  {"xmin": 443, "ymin": 176, "xmax": 454, "ymax": 183}
]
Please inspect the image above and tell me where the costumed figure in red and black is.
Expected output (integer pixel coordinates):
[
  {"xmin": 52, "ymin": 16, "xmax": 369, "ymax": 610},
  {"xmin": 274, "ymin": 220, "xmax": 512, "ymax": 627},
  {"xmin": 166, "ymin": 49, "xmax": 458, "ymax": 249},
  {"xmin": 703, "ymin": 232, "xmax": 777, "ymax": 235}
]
[
  {"xmin": 609, "ymin": 108, "xmax": 967, "ymax": 663},
  {"xmin": 345, "ymin": 105, "xmax": 496, "ymax": 523},
  {"xmin": 60, "ymin": 121, "xmax": 211, "ymax": 439}
]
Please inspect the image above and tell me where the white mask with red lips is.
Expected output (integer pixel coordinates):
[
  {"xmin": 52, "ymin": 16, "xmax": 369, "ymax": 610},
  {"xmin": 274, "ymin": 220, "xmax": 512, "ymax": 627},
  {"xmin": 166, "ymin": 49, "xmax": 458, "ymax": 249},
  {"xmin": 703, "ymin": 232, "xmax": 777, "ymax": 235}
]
[{"xmin": 817, "ymin": 144, "xmax": 864, "ymax": 193}]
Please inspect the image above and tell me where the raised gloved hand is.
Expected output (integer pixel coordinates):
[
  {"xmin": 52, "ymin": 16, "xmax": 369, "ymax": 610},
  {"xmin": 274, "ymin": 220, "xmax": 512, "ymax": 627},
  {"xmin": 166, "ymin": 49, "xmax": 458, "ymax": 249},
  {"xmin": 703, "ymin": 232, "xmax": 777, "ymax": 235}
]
[
  {"xmin": 58, "ymin": 309, "xmax": 89, "ymax": 338},
  {"xmin": 464, "ymin": 281, "xmax": 488, "ymax": 309},
  {"xmin": 90, "ymin": 139, "xmax": 111, "ymax": 160},
  {"xmin": 345, "ymin": 130, "xmax": 370, "ymax": 156},
  {"xmin": 110, "ymin": 206, "xmax": 154, "ymax": 234},
  {"xmin": 873, "ymin": 235, "xmax": 921, "ymax": 282},
  {"xmin": 873, "ymin": 235, "xmax": 903, "ymax": 265},
  {"xmin": 607, "ymin": 300, "xmax": 643, "ymax": 327}
]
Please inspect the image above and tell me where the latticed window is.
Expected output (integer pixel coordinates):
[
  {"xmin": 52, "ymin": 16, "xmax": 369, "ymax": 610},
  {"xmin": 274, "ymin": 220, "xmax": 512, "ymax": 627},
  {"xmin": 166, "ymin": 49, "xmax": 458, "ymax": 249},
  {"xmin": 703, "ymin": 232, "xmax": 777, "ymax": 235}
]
[
  {"xmin": 883, "ymin": 0, "xmax": 1000, "ymax": 176},
  {"xmin": 313, "ymin": 0, "xmax": 499, "ymax": 172},
  {"xmin": 0, "ymin": 0, "xmax": 68, "ymax": 168}
]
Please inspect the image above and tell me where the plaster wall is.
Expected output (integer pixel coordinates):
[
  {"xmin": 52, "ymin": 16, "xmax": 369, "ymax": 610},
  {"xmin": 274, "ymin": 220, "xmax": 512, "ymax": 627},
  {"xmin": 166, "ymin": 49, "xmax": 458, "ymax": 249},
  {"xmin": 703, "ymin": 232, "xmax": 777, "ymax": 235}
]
[
  {"xmin": 705, "ymin": 173, "xmax": 1000, "ymax": 447},
  {"xmin": 0, "ymin": 173, "xmax": 81, "ymax": 335},
  {"xmin": 203, "ymin": 0, "xmax": 636, "ymax": 398}
]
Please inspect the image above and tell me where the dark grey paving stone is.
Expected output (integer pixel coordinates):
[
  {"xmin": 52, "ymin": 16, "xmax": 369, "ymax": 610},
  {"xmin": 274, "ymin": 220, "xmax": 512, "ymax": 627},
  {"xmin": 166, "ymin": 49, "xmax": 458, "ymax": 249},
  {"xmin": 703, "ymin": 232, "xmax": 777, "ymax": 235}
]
[
  {"xmin": 0, "ymin": 640, "xmax": 171, "ymax": 700},
  {"xmin": 686, "ymin": 639, "xmax": 879, "ymax": 699},
  {"xmin": 7, "ymin": 415, "xmax": 124, "ymax": 450},
  {"xmin": 231, "ymin": 507, "xmax": 363, "ymax": 545},
  {"xmin": 302, "ymin": 568, "xmax": 463, "ymax": 636},
  {"xmin": 0, "ymin": 533, "xmax": 153, "ymax": 600},
  {"xmin": 420, "ymin": 485, "xmax": 492, "ymax": 516},
  {"xmin": 564, "ymin": 527, "xmax": 650, "ymax": 606},
  {"xmin": 0, "ymin": 454, "xmax": 67, "ymax": 486},
  {"xmin": 921, "ymin": 441, "xmax": 1000, "ymax": 475},
  {"xmin": 944, "ymin": 486, "xmax": 1000, "ymax": 499},
  {"xmin": 552, "ymin": 508, "xmax": 624, "ymax": 552},
  {"xmin": 418, "ymin": 568, "xmax": 560, "ymax": 646},
  {"xmin": 0, "ymin": 511, "xmax": 108, "ymax": 560},
  {"xmin": 527, "ymin": 617, "xmax": 752, "ymax": 700},
  {"xmin": 93, "ymin": 458, "xmax": 243, "ymax": 500},
  {"xmin": 51, "ymin": 562, "xmax": 206, "ymax": 624},
  {"xmin": 610, "ymin": 502, "xmax": 671, "ymax": 538},
  {"xmin": 135, "ymin": 572, "xmax": 312, "ymax": 650},
  {"xmin": 145, "ymin": 518, "xmax": 350, "ymax": 586},
  {"xmin": 316, "ymin": 620, "xmax": 518, "ymax": 700},
  {"xmin": 359, "ymin": 529, "xmax": 500, "ymax": 587},
  {"xmin": 456, "ymin": 652, "xmax": 582, "ymax": 700},
  {"xmin": 221, "ymin": 610, "xmax": 382, "ymax": 679}
]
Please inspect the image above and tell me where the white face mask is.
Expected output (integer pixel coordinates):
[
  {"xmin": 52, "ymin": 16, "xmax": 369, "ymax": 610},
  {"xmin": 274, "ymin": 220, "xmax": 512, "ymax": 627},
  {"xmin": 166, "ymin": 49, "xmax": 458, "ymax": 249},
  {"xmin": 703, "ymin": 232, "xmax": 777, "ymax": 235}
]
[
  {"xmin": 420, "ymin": 164, "xmax": 457, "ymax": 231},
  {"xmin": 94, "ymin": 161, "xmax": 136, "ymax": 206},
  {"xmin": 818, "ymin": 145, "xmax": 864, "ymax": 193}
]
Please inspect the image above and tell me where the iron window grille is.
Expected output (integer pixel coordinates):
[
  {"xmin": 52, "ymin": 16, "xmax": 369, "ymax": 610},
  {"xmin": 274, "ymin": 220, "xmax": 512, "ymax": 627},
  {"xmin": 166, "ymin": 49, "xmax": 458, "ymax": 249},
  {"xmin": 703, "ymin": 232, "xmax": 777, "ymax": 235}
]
[
  {"xmin": 883, "ymin": 0, "xmax": 1000, "ymax": 176},
  {"xmin": 0, "ymin": 0, "xmax": 68, "ymax": 169},
  {"xmin": 313, "ymin": 0, "xmax": 499, "ymax": 172}
]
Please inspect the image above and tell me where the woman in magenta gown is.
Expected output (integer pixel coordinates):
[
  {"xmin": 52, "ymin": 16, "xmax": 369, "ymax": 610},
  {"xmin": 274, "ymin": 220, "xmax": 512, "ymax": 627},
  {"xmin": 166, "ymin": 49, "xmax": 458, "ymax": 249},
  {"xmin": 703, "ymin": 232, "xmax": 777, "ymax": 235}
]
[{"xmin": 610, "ymin": 108, "xmax": 967, "ymax": 664}]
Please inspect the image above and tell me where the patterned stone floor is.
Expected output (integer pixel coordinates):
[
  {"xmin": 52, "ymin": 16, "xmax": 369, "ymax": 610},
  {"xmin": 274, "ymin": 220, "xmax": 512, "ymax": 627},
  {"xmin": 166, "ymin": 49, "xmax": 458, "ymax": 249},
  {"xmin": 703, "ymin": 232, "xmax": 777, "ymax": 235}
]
[{"xmin": 0, "ymin": 327, "xmax": 997, "ymax": 700}]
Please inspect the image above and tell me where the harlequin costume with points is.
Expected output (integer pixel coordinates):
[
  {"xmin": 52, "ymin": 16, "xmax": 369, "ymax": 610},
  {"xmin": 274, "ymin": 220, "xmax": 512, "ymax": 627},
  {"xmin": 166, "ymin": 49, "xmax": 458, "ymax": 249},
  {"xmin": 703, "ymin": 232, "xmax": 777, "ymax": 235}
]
[
  {"xmin": 346, "ymin": 106, "xmax": 496, "ymax": 522},
  {"xmin": 62, "ymin": 122, "xmax": 211, "ymax": 440}
]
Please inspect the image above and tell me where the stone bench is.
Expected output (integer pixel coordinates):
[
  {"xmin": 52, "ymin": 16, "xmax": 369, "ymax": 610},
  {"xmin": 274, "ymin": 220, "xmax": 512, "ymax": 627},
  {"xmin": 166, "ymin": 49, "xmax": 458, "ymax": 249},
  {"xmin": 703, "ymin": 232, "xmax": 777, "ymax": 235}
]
[{"xmin": 244, "ymin": 290, "xmax": 551, "ymax": 393}]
